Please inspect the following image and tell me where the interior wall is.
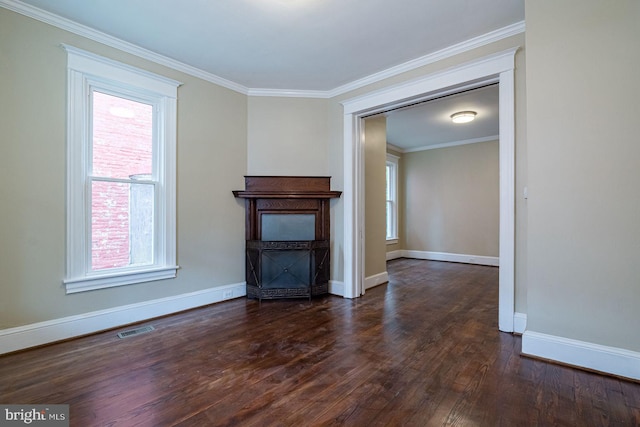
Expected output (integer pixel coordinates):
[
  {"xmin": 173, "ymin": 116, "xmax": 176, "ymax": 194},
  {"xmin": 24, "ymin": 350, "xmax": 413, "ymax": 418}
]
[
  {"xmin": 247, "ymin": 96, "xmax": 329, "ymax": 176},
  {"xmin": 363, "ymin": 116, "xmax": 387, "ymax": 278},
  {"xmin": 526, "ymin": 0, "xmax": 640, "ymax": 351},
  {"xmin": 403, "ymin": 141, "xmax": 499, "ymax": 257},
  {"xmin": 0, "ymin": 9, "xmax": 247, "ymax": 329}
]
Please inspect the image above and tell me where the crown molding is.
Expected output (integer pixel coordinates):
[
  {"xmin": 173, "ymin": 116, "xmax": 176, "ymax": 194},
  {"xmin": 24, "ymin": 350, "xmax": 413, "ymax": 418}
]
[
  {"xmin": 326, "ymin": 21, "xmax": 525, "ymax": 98},
  {"xmin": 0, "ymin": 0, "xmax": 250, "ymax": 95},
  {"xmin": 387, "ymin": 143, "xmax": 404, "ymax": 153},
  {"xmin": 251, "ymin": 21, "xmax": 523, "ymax": 98},
  {"xmin": 397, "ymin": 135, "xmax": 499, "ymax": 153},
  {"xmin": 247, "ymin": 88, "xmax": 330, "ymax": 99},
  {"xmin": 385, "ymin": 149, "xmax": 401, "ymax": 159},
  {"xmin": 2, "ymin": 0, "xmax": 524, "ymax": 99}
]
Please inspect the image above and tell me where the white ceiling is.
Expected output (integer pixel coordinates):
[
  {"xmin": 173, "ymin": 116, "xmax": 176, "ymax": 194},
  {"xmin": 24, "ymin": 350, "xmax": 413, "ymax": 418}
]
[
  {"xmin": 13, "ymin": 0, "xmax": 524, "ymax": 92},
  {"xmin": 9, "ymin": 0, "xmax": 520, "ymax": 147},
  {"xmin": 384, "ymin": 84, "xmax": 499, "ymax": 151}
]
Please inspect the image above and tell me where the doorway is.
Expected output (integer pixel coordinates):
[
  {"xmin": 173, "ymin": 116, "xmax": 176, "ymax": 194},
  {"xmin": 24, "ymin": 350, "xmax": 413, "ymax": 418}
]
[{"xmin": 341, "ymin": 49, "xmax": 517, "ymax": 332}]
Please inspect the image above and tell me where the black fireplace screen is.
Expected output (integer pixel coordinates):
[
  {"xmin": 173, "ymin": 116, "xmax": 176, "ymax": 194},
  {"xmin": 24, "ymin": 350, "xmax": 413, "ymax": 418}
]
[
  {"xmin": 262, "ymin": 250, "xmax": 311, "ymax": 288},
  {"xmin": 246, "ymin": 240, "xmax": 329, "ymax": 299}
]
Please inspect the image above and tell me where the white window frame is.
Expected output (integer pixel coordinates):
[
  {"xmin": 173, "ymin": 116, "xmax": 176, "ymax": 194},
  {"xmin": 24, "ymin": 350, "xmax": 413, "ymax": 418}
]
[
  {"xmin": 386, "ymin": 153, "xmax": 399, "ymax": 244},
  {"xmin": 63, "ymin": 45, "xmax": 181, "ymax": 294}
]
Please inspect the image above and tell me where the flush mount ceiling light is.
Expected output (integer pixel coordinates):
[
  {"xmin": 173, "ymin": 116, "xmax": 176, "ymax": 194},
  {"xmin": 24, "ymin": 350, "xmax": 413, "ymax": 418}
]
[{"xmin": 450, "ymin": 111, "xmax": 477, "ymax": 124}]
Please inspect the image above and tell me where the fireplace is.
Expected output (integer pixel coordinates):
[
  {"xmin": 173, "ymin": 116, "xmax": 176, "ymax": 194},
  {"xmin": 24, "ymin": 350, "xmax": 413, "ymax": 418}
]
[{"xmin": 233, "ymin": 176, "xmax": 341, "ymax": 300}]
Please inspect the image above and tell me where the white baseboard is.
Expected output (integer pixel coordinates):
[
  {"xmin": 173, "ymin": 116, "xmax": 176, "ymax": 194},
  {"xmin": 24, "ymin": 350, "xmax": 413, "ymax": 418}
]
[
  {"xmin": 522, "ymin": 331, "xmax": 640, "ymax": 381},
  {"xmin": 0, "ymin": 282, "xmax": 246, "ymax": 355},
  {"xmin": 365, "ymin": 271, "xmax": 389, "ymax": 290},
  {"xmin": 386, "ymin": 250, "xmax": 403, "ymax": 261},
  {"xmin": 513, "ymin": 312, "xmax": 527, "ymax": 334},
  {"xmin": 402, "ymin": 250, "xmax": 499, "ymax": 267},
  {"xmin": 329, "ymin": 280, "xmax": 345, "ymax": 297}
]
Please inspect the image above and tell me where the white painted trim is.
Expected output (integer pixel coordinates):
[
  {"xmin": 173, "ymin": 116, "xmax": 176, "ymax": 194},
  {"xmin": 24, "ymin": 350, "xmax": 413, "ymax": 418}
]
[
  {"xmin": 247, "ymin": 88, "xmax": 330, "ymax": 98},
  {"xmin": 513, "ymin": 312, "xmax": 527, "ymax": 334},
  {"xmin": 63, "ymin": 45, "xmax": 180, "ymax": 293},
  {"xmin": 0, "ymin": 283, "xmax": 246, "ymax": 355},
  {"xmin": 1, "ymin": 0, "xmax": 523, "ymax": 97},
  {"xmin": 64, "ymin": 266, "xmax": 179, "ymax": 294},
  {"xmin": 342, "ymin": 48, "xmax": 518, "ymax": 332},
  {"xmin": 342, "ymin": 115, "xmax": 365, "ymax": 299},
  {"xmin": 497, "ymin": 67, "xmax": 516, "ymax": 333},
  {"xmin": 387, "ymin": 143, "xmax": 404, "ymax": 153},
  {"xmin": 386, "ymin": 250, "xmax": 403, "ymax": 261},
  {"xmin": 328, "ymin": 280, "xmax": 345, "ymax": 297},
  {"xmin": 342, "ymin": 49, "xmax": 515, "ymax": 114},
  {"xmin": 1, "ymin": 0, "xmax": 249, "ymax": 95},
  {"xmin": 522, "ymin": 331, "xmax": 640, "ymax": 381},
  {"xmin": 402, "ymin": 135, "xmax": 499, "ymax": 153},
  {"xmin": 402, "ymin": 250, "xmax": 499, "ymax": 267},
  {"xmin": 61, "ymin": 44, "xmax": 182, "ymax": 94},
  {"xmin": 328, "ymin": 21, "xmax": 524, "ymax": 98},
  {"xmin": 365, "ymin": 272, "xmax": 389, "ymax": 290}
]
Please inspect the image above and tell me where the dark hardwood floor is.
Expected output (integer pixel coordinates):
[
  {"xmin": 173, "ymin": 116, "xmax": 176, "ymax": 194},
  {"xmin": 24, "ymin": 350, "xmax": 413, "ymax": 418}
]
[{"xmin": 1, "ymin": 259, "xmax": 639, "ymax": 426}]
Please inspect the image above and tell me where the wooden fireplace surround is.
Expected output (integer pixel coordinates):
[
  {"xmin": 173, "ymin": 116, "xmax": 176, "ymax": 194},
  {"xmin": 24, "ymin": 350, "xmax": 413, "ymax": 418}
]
[{"xmin": 233, "ymin": 176, "xmax": 341, "ymax": 300}]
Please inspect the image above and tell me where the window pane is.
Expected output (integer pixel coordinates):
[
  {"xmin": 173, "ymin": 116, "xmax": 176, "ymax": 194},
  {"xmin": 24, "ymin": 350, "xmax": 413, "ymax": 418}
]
[
  {"xmin": 91, "ymin": 180, "xmax": 154, "ymax": 271},
  {"xmin": 92, "ymin": 91, "xmax": 153, "ymax": 179},
  {"xmin": 387, "ymin": 201, "xmax": 392, "ymax": 239},
  {"xmin": 386, "ymin": 165, "xmax": 391, "ymax": 199}
]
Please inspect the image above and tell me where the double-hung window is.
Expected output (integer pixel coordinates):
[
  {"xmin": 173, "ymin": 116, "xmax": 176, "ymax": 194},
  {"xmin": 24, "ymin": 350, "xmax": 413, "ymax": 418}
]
[
  {"xmin": 63, "ymin": 45, "xmax": 180, "ymax": 293},
  {"xmin": 386, "ymin": 153, "xmax": 399, "ymax": 243}
]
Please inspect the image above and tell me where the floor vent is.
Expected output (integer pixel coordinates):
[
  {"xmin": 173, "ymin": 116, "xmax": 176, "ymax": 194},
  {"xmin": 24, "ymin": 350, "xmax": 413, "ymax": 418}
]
[{"xmin": 117, "ymin": 325, "xmax": 155, "ymax": 339}]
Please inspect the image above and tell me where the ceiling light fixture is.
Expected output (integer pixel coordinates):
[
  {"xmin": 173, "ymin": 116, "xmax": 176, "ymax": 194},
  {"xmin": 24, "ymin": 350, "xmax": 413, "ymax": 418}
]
[{"xmin": 450, "ymin": 111, "xmax": 477, "ymax": 124}]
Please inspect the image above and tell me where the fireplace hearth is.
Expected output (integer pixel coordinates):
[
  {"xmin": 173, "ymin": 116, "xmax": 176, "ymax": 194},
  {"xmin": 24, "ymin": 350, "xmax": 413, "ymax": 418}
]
[{"xmin": 233, "ymin": 176, "xmax": 341, "ymax": 300}]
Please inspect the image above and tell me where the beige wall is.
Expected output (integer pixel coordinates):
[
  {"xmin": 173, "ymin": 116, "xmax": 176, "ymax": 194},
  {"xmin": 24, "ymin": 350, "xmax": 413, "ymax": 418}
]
[
  {"xmin": 363, "ymin": 117, "xmax": 387, "ymax": 278},
  {"xmin": 526, "ymin": 1, "xmax": 640, "ymax": 351},
  {"xmin": 403, "ymin": 141, "xmax": 499, "ymax": 257},
  {"xmin": 0, "ymin": 9, "xmax": 247, "ymax": 328},
  {"xmin": 247, "ymin": 97, "xmax": 329, "ymax": 176}
]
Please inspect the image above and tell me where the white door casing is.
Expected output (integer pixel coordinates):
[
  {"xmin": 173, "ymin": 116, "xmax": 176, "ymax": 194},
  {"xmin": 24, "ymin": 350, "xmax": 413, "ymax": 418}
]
[{"xmin": 341, "ymin": 48, "xmax": 518, "ymax": 332}]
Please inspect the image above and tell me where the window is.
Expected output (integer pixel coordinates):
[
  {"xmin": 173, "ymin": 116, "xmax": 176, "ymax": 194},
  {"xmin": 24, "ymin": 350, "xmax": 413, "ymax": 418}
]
[
  {"xmin": 63, "ymin": 45, "xmax": 181, "ymax": 293},
  {"xmin": 386, "ymin": 153, "xmax": 399, "ymax": 243}
]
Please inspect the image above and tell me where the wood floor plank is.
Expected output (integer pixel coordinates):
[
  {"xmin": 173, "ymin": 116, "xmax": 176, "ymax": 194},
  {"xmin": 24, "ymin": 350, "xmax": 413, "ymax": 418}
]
[{"xmin": 1, "ymin": 259, "xmax": 639, "ymax": 426}]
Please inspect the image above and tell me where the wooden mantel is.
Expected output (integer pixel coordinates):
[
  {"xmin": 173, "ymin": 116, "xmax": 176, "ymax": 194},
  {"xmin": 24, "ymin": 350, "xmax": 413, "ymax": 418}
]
[
  {"xmin": 232, "ymin": 176, "xmax": 342, "ymax": 200},
  {"xmin": 233, "ymin": 176, "xmax": 341, "ymax": 242}
]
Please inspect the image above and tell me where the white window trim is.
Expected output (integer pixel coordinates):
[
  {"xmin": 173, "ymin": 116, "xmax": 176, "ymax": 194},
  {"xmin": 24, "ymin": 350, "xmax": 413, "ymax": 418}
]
[
  {"xmin": 386, "ymin": 153, "xmax": 399, "ymax": 243},
  {"xmin": 63, "ymin": 44, "xmax": 181, "ymax": 294}
]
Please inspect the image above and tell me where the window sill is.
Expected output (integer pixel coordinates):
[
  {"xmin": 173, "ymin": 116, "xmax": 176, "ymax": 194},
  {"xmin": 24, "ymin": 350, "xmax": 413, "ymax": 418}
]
[
  {"xmin": 64, "ymin": 266, "xmax": 179, "ymax": 294},
  {"xmin": 386, "ymin": 239, "xmax": 399, "ymax": 245}
]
